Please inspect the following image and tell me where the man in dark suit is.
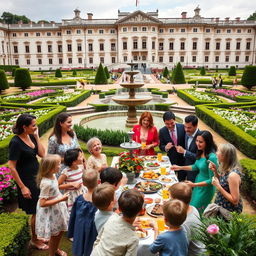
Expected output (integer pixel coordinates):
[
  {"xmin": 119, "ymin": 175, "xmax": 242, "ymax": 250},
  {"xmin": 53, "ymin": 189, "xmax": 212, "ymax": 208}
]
[
  {"xmin": 159, "ymin": 111, "xmax": 185, "ymax": 168},
  {"xmin": 176, "ymin": 115, "xmax": 200, "ymax": 182}
]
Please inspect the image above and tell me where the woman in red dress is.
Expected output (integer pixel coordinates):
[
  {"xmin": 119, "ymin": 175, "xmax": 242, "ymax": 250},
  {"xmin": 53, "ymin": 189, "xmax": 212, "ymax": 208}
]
[{"xmin": 132, "ymin": 112, "xmax": 159, "ymax": 155}]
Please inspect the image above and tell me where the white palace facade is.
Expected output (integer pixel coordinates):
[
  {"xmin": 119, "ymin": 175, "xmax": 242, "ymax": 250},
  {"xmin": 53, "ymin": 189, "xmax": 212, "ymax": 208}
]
[{"xmin": 0, "ymin": 7, "xmax": 256, "ymax": 70}]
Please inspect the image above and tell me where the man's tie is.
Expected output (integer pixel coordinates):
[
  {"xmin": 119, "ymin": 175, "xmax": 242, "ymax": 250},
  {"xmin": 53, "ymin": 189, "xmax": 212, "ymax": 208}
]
[{"xmin": 171, "ymin": 129, "xmax": 177, "ymax": 146}]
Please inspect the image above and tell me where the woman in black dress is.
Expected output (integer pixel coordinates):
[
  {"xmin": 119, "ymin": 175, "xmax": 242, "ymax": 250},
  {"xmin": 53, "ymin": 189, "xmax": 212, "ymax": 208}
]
[{"xmin": 8, "ymin": 113, "xmax": 47, "ymax": 250}]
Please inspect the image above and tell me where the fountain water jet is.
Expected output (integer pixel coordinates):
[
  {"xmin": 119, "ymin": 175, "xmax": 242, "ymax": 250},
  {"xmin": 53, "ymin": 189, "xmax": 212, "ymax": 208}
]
[{"xmin": 112, "ymin": 63, "xmax": 152, "ymax": 127}]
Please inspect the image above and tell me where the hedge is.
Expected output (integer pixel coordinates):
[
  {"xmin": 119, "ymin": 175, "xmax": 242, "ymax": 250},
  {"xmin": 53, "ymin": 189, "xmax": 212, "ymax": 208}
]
[
  {"xmin": 89, "ymin": 104, "xmax": 109, "ymax": 112},
  {"xmin": 31, "ymin": 80, "xmax": 77, "ymax": 86},
  {"xmin": 177, "ymin": 89, "xmax": 224, "ymax": 106},
  {"xmin": 0, "ymin": 103, "xmax": 65, "ymax": 164},
  {"xmin": 195, "ymin": 102, "xmax": 256, "ymax": 159},
  {"xmin": 151, "ymin": 90, "xmax": 168, "ymax": 98},
  {"xmin": 74, "ymin": 125, "xmax": 129, "ymax": 146},
  {"xmin": 99, "ymin": 89, "xmax": 116, "ymax": 99},
  {"xmin": 240, "ymin": 158, "xmax": 256, "ymax": 202},
  {"xmin": 187, "ymin": 79, "xmax": 234, "ymax": 85},
  {"xmin": 0, "ymin": 212, "xmax": 30, "ymax": 256},
  {"xmin": 36, "ymin": 90, "xmax": 91, "ymax": 107},
  {"xmin": 0, "ymin": 65, "xmax": 19, "ymax": 72}
]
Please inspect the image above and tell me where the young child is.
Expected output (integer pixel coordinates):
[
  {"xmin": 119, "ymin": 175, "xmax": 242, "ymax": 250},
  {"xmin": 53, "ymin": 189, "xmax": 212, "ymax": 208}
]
[
  {"xmin": 170, "ymin": 182, "xmax": 205, "ymax": 256},
  {"xmin": 68, "ymin": 170, "xmax": 98, "ymax": 256},
  {"xmin": 100, "ymin": 167, "xmax": 127, "ymax": 201},
  {"xmin": 91, "ymin": 189, "xmax": 144, "ymax": 256},
  {"xmin": 58, "ymin": 148, "xmax": 87, "ymax": 214},
  {"xmin": 92, "ymin": 183, "xmax": 116, "ymax": 233},
  {"xmin": 150, "ymin": 199, "xmax": 188, "ymax": 256},
  {"xmin": 86, "ymin": 137, "xmax": 108, "ymax": 173},
  {"xmin": 35, "ymin": 154, "xmax": 69, "ymax": 256}
]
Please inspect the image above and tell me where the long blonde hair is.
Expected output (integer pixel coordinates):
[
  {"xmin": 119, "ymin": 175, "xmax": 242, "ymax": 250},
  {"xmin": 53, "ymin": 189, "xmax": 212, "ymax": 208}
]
[
  {"xmin": 36, "ymin": 154, "xmax": 61, "ymax": 186},
  {"xmin": 218, "ymin": 143, "xmax": 240, "ymax": 174}
]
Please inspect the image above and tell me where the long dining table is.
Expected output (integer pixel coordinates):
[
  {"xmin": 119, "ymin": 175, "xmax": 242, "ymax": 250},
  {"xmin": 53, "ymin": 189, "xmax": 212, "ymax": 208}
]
[{"xmin": 111, "ymin": 155, "xmax": 178, "ymax": 255}]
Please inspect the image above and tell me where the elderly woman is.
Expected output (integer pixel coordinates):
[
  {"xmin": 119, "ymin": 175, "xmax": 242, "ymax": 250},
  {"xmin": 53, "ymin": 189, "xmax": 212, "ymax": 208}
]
[
  {"xmin": 48, "ymin": 112, "xmax": 85, "ymax": 177},
  {"xmin": 132, "ymin": 111, "xmax": 159, "ymax": 156},
  {"xmin": 8, "ymin": 113, "xmax": 48, "ymax": 250},
  {"xmin": 86, "ymin": 137, "xmax": 108, "ymax": 173},
  {"xmin": 209, "ymin": 143, "xmax": 243, "ymax": 213}
]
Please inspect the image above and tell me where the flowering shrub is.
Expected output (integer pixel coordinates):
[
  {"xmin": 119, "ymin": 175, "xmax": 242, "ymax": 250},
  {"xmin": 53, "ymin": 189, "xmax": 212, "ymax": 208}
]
[
  {"xmin": 42, "ymin": 91, "xmax": 81, "ymax": 103},
  {"xmin": 0, "ymin": 124, "xmax": 13, "ymax": 141},
  {"xmin": 194, "ymin": 214, "xmax": 256, "ymax": 255},
  {"xmin": 212, "ymin": 109, "xmax": 256, "ymax": 138},
  {"xmin": 0, "ymin": 167, "xmax": 17, "ymax": 205},
  {"xmin": 213, "ymin": 89, "xmax": 256, "ymax": 99},
  {"xmin": 118, "ymin": 152, "xmax": 144, "ymax": 175},
  {"xmin": 188, "ymin": 91, "xmax": 222, "ymax": 102}
]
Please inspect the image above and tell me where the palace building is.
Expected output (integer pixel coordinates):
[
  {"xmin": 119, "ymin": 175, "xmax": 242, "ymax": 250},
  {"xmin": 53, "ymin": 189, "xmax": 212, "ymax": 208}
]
[{"xmin": 0, "ymin": 7, "xmax": 255, "ymax": 70}]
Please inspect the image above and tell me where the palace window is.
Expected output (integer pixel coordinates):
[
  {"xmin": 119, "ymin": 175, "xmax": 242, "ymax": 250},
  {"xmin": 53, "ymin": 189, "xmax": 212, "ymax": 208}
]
[
  {"xmin": 193, "ymin": 28, "xmax": 198, "ymax": 32},
  {"xmin": 37, "ymin": 45, "xmax": 41, "ymax": 53},
  {"xmin": 180, "ymin": 42, "xmax": 185, "ymax": 50},
  {"xmin": 227, "ymin": 29, "xmax": 231, "ymax": 33},
  {"xmin": 205, "ymin": 42, "xmax": 210, "ymax": 50},
  {"xmin": 13, "ymin": 45, "xmax": 18, "ymax": 53},
  {"xmin": 142, "ymin": 27, "xmax": 147, "ymax": 31},
  {"xmin": 47, "ymin": 32, "xmax": 51, "ymax": 36},
  {"xmin": 152, "ymin": 41, "xmax": 155, "ymax": 49},
  {"xmin": 236, "ymin": 42, "xmax": 240, "ymax": 50},
  {"xmin": 49, "ymin": 59, "xmax": 53, "ymax": 65},
  {"xmin": 15, "ymin": 59, "xmax": 19, "ymax": 65},
  {"xmin": 111, "ymin": 43, "xmax": 116, "ymax": 51},
  {"xmin": 169, "ymin": 42, "xmax": 174, "ymax": 50},
  {"xmin": 181, "ymin": 28, "xmax": 185, "ymax": 32},
  {"xmin": 216, "ymin": 42, "xmax": 220, "ymax": 50},
  {"xmin": 36, "ymin": 32, "xmax": 40, "ymax": 36},
  {"xmin": 123, "ymin": 27, "xmax": 127, "ymax": 32},
  {"xmin": 133, "ymin": 27, "xmax": 137, "ymax": 32},
  {"xmin": 123, "ymin": 41, "xmax": 127, "ymax": 50},
  {"xmin": 112, "ymin": 57, "xmax": 116, "ymax": 63},
  {"xmin": 192, "ymin": 42, "xmax": 197, "ymax": 50},
  {"xmin": 57, "ymin": 32, "xmax": 61, "ymax": 36},
  {"xmin": 226, "ymin": 42, "xmax": 230, "ymax": 50},
  {"xmin": 66, "ymin": 30, "xmax": 71, "ymax": 34},
  {"xmin": 169, "ymin": 29, "xmax": 174, "ymax": 33},
  {"xmin": 68, "ymin": 58, "xmax": 72, "ymax": 64},
  {"xmin": 215, "ymin": 56, "xmax": 219, "ymax": 62},
  {"xmin": 169, "ymin": 56, "xmax": 173, "ymax": 62},
  {"xmin": 48, "ymin": 45, "xmax": 52, "ymax": 53},
  {"xmin": 110, "ymin": 29, "xmax": 115, "ymax": 34},
  {"xmin": 159, "ymin": 56, "xmax": 163, "ymax": 62},
  {"xmin": 67, "ymin": 44, "xmax": 72, "ymax": 52},
  {"xmin": 235, "ymin": 56, "xmax": 239, "ymax": 62},
  {"xmin": 159, "ymin": 28, "xmax": 164, "ymax": 33},
  {"xmin": 99, "ymin": 43, "xmax": 104, "ymax": 51},
  {"xmin": 78, "ymin": 58, "xmax": 82, "ymax": 64},
  {"xmin": 180, "ymin": 56, "xmax": 184, "ymax": 62},
  {"xmin": 237, "ymin": 29, "xmax": 241, "ymax": 33},
  {"xmin": 59, "ymin": 58, "xmax": 62, "ymax": 64},
  {"xmin": 58, "ymin": 45, "xmax": 62, "ymax": 52},
  {"xmin": 77, "ymin": 30, "xmax": 81, "ymax": 34},
  {"xmin": 26, "ymin": 59, "xmax": 30, "ymax": 65},
  {"xmin": 192, "ymin": 56, "xmax": 196, "ymax": 62},
  {"xmin": 88, "ymin": 43, "xmax": 93, "ymax": 51},
  {"xmin": 38, "ymin": 59, "xmax": 42, "ymax": 65},
  {"xmin": 159, "ymin": 42, "xmax": 164, "ymax": 50},
  {"xmin": 12, "ymin": 33, "xmax": 16, "ymax": 37},
  {"xmin": 77, "ymin": 44, "xmax": 82, "ymax": 51},
  {"xmin": 100, "ymin": 57, "xmax": 104, "ymax": 63},
  {"xmin": 245, "ymin": 56, "xmax": 249, "ymax": 62},
  {"xmin": 123, "ymin": 56, "xmax": 127, "ymax": 62},
  {"xmin": 25, "ymin": 45, "xmax": 30, "ymax": 53},
  {"xmin": 225, "ymin": 56, "xmax": 229, "ymax": 62},
  {"xmin": 89, "ymin": 57, "xmax": 93, "ymax": 64},
  {"xmin": 133, "ymin": 41, "xmax": 138, "ymax": 49},
  {"xmin": 152, "ymin": 27, "xmax": 156, "ymax": 32},
  {"xmin": 205, "ymin": 28, "xmax": 211, "ymax": 33},
  {"xmin": 216, "ymin": 29, "xmax": 221, "ymax": 33},
  {"xmin": 99, "ymin": 29, "xmax": 104, "ymax": 34},
  {"xmin": 247, "ymin": 29, "xmax": 251, "ymax": 33},
  {"xmin": 142, "ymin": 41, "xmax": 147, "ymax": 49},
  {"xmin": 24, "ymin": 33, "xmax": 28, "ymax": 37},
  {"xmin": 205, "ymin": 56, "xmax": 209, "ymax": 62},
  {"xmin": 88, "ymin": 30, "xmax": 93, "ymax": 34},
  {"xmin": 246, "ymin": 42, "xmax": 251, "ymax": 50}
]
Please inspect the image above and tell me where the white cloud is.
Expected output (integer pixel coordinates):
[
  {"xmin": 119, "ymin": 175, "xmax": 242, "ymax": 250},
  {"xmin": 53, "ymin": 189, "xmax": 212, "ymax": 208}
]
[{"xmin": 0, "ymin": 0, "xmax": 255, "ymax": 22}]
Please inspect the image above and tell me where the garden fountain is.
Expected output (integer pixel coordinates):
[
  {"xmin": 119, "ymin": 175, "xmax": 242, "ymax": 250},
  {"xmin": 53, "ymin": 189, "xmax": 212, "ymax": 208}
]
[
  {"xmin": 112, "ymin": 63, "xmax": 152, "ymax": 127},
  {"xmin": 120, "ymin": 130, "xmax": 141, "ymax": 157}
]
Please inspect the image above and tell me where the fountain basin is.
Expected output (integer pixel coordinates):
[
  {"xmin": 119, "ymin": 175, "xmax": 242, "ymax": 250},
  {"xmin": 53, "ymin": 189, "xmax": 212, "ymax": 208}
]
[
  {"xmin": 112, "ymin": 96, "xmax": 152, "ymax": 106},
  {"xmin": 119, "ymin": 83, "xmax": 145, "ymax": 89}
]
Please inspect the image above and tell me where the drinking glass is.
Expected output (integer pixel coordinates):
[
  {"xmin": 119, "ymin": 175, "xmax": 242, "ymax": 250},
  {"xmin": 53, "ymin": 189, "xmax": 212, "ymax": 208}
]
[{"xmin": 157, "ymin": 153, "xmax": 162, "ymax": 162}]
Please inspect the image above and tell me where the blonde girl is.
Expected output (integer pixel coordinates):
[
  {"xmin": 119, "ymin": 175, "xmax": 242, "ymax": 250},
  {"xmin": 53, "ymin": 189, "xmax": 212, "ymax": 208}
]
[{"xmin": 36, "ymin": 154, "xmax": 69, "ymax": 256}]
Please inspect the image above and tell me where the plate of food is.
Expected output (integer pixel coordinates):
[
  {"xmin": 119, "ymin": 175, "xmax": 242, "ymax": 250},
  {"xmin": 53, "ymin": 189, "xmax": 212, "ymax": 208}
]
[
  {"xmin": 146, "ymin": 162, "xmax": 160, "ymax": 169},
  {"xmin": 141, "ymin": 170, "xmax": 161, "ymax": 180},
  {"xmin": 144, "ymin": 155, "xmax": 157, "ymax": 161},
  {"xmin": 157, "ymin": 184, "xmax": 171, "ymax": 196},
  {"xmin": 137, "ymin": 218, "xmax": 151, "ymax": 229},
  {"xmin": 144, "ymin": 197, "xmax": 154, "ymax": 204},
  {"xmin": 159, "ymin": 176, "xmax": 173, "ymax": 183},
  {"xmin": 146, "ymin": 203, "xmax": 164, "ymax": 218},
  {"xmin": 134, "ymin": 181, "xmax": 163, "ymax": 194},
  {"xmin": 135, "ymin": 227, "xmax": 149, "ymax": 239}
]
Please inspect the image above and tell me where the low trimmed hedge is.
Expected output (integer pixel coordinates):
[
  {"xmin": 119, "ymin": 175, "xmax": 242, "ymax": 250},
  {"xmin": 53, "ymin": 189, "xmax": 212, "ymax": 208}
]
[
  {"xmin": 0, "ymin": 65, "xmax": 19, "ymax": 72},
  {"xmin": 36, "ymin": 90, "xmax": 91, "ymax": 107},
  {"xmin": 99, "ymin": 89, "xmax": 116, "ymax": 99},
  {"xmin": 155, "ymin": 103, "xmax": 173, "ymax": 111},
  {"xmin": 0, "ymin": 212, "xmax": 30, "ymax": 256},
  {"xmin": 240, "ymin": 158, "xmax": 256, "ymax": 202},
  {"xmin": 177, "ymin": 89, "xmax": 224, "ymax": 106},
  {"xmin": 74, "ymin": 125, "xmax": 129, "ymax": 146},
  {"xmin": 31, "ymin": 80, "xmax": 77, "ymax": 86},
  {"xmin": 151, "ymin": 90, "xmax": 168, "ymax": 98},
  {"xmin": 195, "ymin": 102, "xmax": 256, "ymax": 159},
  {"xmin": 187, "ymin": 79, "xmax": 234, "ymax": 85},
  {"xmin": 89, "ymin": 104, "xmax": 109, "ymax": 112},
  {"xmin": 0, "ymin": 103, "xmax": 65, "ymax": 164}
]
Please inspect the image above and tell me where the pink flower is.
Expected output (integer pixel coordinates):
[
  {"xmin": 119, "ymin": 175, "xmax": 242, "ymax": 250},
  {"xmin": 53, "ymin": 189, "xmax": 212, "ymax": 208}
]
[
  {"xmin": 0, "ymin": 197, "xmax": 3, "ymax": 201},
  {"xmin": 207, "ymin": 224, "xmax": 219, "ymax": 235}
]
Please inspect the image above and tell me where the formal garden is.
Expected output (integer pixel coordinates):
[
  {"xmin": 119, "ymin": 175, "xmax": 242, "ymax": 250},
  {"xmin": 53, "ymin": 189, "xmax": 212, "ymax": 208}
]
[{"xmin": 0, "ymin": 63, "xmax": 256, "ymax": 255}]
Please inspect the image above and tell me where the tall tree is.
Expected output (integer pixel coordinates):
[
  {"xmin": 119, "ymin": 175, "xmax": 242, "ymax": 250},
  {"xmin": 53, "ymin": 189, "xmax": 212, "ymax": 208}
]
[
  {"xmin": 14, "ymin": 68, "xmax": 32, "ymax": 91},
  {"xmin": 95, "ymin": 63, "xmax": 108, "ymax": 84},
  {"xmin": 247, "ymin": 12, "xmax": 256, "ymax": 20},
  {"xmin": 172, "ymin": 62, "xmax": 185, "ymax": 84},
  {"xmin": 1, "ymin": 12, "xmax": 30, "ymax": 24},
  {"xmin": 0, "ymin": 69, "xmax": 9, "ymax": 94},
  {"xmin": 241, "ymin": 65, "xmax": 256, "ymax": 90}
]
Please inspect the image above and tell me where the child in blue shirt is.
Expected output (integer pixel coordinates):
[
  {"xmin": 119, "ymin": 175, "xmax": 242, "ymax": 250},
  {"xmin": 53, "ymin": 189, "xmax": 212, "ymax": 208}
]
[{"xmin": 150, "ymin": 199, "xmax": 188, "ymax": 256}]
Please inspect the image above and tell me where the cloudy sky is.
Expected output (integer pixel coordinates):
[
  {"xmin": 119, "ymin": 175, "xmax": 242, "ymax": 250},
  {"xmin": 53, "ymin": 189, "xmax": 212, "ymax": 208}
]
[{"xmin": 1, "ymin": 0, "xmax": 255, "ymax": 22}]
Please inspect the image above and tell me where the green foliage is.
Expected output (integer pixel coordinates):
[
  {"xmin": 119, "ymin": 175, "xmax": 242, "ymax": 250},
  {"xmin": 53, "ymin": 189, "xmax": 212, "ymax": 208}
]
[
  {"xmin": 74, "ymin": 125, "xmax": 129, "ymax": 146},
  {"xmin": 151, "ymin": 90, "xmax": 168, "ymax": 98},
  {"xmin": 240, "ymin": 158, "xmax": 256, "ymax": 202},
  {"xmin": 104, "ymin": 66, "xmax": 110, "ymax": 79},
  {"xmin": 94, "ymin": 63, "xmax": 108, "ymax": 84},
  {"xmin": 72, "ymin": 70, "xmax": 77, "ymax": 76},
  {"xmin": 247, "ymin": 11, "xmax": 256, "ymax": 20},
  {"xmin": 241, "ymin": 65, "xmax": 256, "ymax": 90},
  {"xmin": 0, "ymin": 212, "xmax": 30, "ymax": 256},
  {"xmin": 55, "ymin": 68, "xmax": 62, "ymax": 78},
  {"xmin": 11, "ymin": 68, "xmax": 16, "ymax": 77},
  {"xmin": 14, "ymin": 68, "xmax": 31, "ymax": 91},
  {"xmin": 32, "ymin": 80, "xmax": 77, "ymax": 86},
  {"xmin": 0, "ymin": 70, "xmax": 9, "ymax": 94},
  {"xmin": 193, "ymin": 214, "xmax": 256, "ymax": 256},
  {"xmin": 187, "ymin": 79, "xmax": 234, "ymax": 85},
  {"xmin": 162, "ymin": 67, "xmax": 169, "ymax": 78},
  {"xmin": 155, "ymin": 103, "xmax": 172, "ymax": 111},
  {"xmin": 89, "ymin": 104, "xmax": 109, "ymax": 112},
  {"xmin": 195, "ymin": 102, "xmax": 256, "ymax": 159},
  {"xmin": 1, "ymin": 12, "xmax": 30, "ymax": 24},
  {"xmin": 229, "ymin": 66, "xmax": 237, "ymax": 76},
  {"xmin": 0, "ymin": 65, "xmax": 19, "ymax": 73},
  {"xmin": 172, "ymin": 62, "xmax": 185, "ymax": 84},
  {"xmin": 200, "ymin": 66, "xmax": 206, "ymax": 76}
]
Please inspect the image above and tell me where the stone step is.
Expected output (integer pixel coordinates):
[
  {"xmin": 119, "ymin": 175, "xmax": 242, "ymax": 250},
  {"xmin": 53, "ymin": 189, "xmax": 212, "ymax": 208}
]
[
  {"xmin": 170, "ymin": 105, "xmax": 196, "ymax": 114},
  {"xmin": 67, "ymin": 106, "xmax": 95, "ymax": 115}
]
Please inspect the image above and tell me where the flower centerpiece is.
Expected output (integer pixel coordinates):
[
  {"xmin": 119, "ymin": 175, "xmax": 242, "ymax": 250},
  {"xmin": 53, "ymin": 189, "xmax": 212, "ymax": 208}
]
[
  {"xmin": 118, "ymin": 152, "xmax": 144, "ymax": 183},
  {"xmin": 0, "ymin": 166, "xmax": 18, "ymax": 211}
]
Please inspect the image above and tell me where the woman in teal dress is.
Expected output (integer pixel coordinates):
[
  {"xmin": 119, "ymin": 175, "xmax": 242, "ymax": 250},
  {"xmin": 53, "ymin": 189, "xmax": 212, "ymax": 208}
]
[{"xmin": 171, "ymin": 130, "xmax": 218, "ymax": 214}]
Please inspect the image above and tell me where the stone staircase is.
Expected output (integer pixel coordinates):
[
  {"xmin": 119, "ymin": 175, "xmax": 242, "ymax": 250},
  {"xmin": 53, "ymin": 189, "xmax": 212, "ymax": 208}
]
[
  {"xmin": 67, "ymin": 105, "xmax": 95, "ymax": 115},
  {"xmin": 169, "ymin": 105, "xmax": 196, "ymax": 114}
]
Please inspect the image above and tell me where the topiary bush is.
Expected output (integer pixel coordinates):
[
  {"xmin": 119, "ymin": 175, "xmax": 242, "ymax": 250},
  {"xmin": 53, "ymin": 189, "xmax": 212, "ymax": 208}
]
[
  {"xmin": 162, "ymin": 67, "xmax": 169, "ymax": 78},
  {"xmin": 72, "ymin": 70, "xmax": 77, "ymax": 76},
  {"xmin": 14, "ymin": 68, "xmax": 32, "ymax": 91},
  {"xmin": 200, "ymin": 66, "xmax": 206, "ymax": 76},
  {"xmin": 228, "ymin": 66, "xmax": 236, "ymax": 76},
  {"xmin": 95, "ymin": 63, "xmax": 108, "ymax": 84},
  {"xmin": 172, "ymin": 62, "xmax": 185, "ymax": 84},
  {"xmin": 241, "ymin": 65, "xmax": 256, "ymax": 90},
  {"xmin": 55, "ymin": 68, "xmax": 62, "ymax": 78},
  {"xmin": 0, "ymin": 70, "xmax": 9, "ymax": 94},
  {"xmin": 104, "ymin": 66, "xmax": 110, "ymax": 79}
]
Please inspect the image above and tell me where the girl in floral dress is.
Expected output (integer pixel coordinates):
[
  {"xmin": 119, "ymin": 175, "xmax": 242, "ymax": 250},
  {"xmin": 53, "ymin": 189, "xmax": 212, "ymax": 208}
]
[
  {"xmin": 86, "ymin": 137, "xmax": 108, "ymax": 174},
  {"xmin": 58, "ymin": 148, "xmax": 87, "ymax": 214},
  {"xmin": 36, "ymin": 154, "xmax": 69, "ymax": 256}
]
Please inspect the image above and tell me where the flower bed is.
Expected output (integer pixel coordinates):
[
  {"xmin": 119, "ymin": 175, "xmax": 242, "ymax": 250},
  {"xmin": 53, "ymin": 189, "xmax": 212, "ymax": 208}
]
[
  {"xmin": 0, "ymin": 124, "xmax": 13, "ymax": 141},
  {"xmin": 177, "ymin": 89, "xmax": 224, "ymax": 106},
  {"xmin": 211, "ymin": 88, "xmax": 256, "ymax": 101},
  {"xmin": 0, "ymin": 166, "xmax": 17, "ymax": 208}
]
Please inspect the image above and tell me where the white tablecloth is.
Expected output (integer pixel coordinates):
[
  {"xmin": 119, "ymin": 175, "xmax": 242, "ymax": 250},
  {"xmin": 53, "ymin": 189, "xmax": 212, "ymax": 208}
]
[{"xmin": 111, "ymin": 155, "xmax": 178, "ymax": 255}]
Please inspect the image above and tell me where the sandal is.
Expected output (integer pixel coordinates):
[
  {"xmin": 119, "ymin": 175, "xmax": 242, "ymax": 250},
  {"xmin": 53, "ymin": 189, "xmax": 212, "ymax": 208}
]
[
  {"xmin": 29, "ymin": 240, "xmax": 49, "ymax": 250},
  {"xmin": 55, "ymin": 249, "xmax": 67, "ymax": 256}
]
